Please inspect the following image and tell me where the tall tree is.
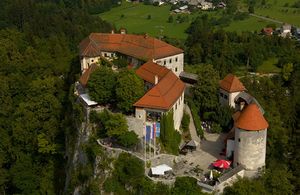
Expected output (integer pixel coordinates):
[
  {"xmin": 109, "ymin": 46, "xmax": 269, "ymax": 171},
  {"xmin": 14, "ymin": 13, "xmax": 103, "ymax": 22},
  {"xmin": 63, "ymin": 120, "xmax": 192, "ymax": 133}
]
[{"xmin": 115, "ymin": 70, "xmax": 144, "ymax": 113}]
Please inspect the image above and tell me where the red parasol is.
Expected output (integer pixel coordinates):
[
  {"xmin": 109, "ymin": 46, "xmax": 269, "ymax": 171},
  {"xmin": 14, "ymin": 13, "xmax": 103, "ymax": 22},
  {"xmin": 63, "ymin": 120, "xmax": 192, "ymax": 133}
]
[{"xmin": 212, "ymin": 159, "xmax": 231, "ymax": 169}]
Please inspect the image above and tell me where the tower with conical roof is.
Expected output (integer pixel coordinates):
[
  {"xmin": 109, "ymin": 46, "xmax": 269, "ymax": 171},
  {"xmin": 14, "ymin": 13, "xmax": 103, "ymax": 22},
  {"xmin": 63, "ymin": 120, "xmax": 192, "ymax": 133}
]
[
  {"xmin": 219, "ymin": 74, "xmax": 246, "ymax": 108},
  {"xmin": 233, "ymin": 103, "xmax": 269, "ymax": 171}
]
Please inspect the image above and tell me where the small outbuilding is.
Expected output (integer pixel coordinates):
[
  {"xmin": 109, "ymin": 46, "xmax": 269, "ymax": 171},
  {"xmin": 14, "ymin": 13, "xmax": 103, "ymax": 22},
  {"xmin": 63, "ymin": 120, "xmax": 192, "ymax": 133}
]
[{"xmin": 150, "ymin": 164, "xmax": 173, "ymax": 177}]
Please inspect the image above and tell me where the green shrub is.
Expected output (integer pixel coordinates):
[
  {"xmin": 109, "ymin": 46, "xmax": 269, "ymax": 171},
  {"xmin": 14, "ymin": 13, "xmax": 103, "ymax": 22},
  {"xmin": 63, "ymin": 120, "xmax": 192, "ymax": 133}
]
[
  {"xmin": 181, "ymin": 112, "xmax": 190, "ymax": 132},
  {"xmin": 118, "ymin": 131, "xmax": 139, "ymax": 148},
  {"xmin": 211, "ymin": 122, "xmax": 222, "ymax": 134}
]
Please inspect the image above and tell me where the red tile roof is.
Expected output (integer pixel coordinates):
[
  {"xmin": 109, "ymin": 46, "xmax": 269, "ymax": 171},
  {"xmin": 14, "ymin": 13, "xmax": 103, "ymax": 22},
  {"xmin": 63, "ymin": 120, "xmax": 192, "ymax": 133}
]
[
  {"xmin": 220, "ymin": 74, "xmax": 246, "ymax": 93},
  {"xmin": 262, "ymin": 28, "xmax": 273, "ymax": 36},
  {"xmin": 79, "ymin": 33, "xmax": 183, "ymax": 60},
  {"xmin": 235, "ymin": 103, "xmax": 269, "ymax": 131},
  {"xmin": 134, "ymin": 65, "xmax": 185, "ymax": 110},
  {"xmin": 79, "ymin": 64, "xmax": 98, "ymax": 87},
  {"xmin": 136, "ymin": 61, "xmax": 170, "ymax": 84}
]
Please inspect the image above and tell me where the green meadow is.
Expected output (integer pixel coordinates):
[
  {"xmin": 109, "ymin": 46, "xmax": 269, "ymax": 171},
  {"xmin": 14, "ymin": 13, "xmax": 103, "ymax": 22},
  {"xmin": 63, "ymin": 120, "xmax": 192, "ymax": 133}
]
[
  {"xmin": 250, "ymin": 0, "xmax": 300, "ymax": 27},
  {"xmin": 100, "ymin": 2, "xmax": 191, "ymax": 39},
  {"xmin": 100, "ymin": 2, "xmax": 277, "ymax": 39}
]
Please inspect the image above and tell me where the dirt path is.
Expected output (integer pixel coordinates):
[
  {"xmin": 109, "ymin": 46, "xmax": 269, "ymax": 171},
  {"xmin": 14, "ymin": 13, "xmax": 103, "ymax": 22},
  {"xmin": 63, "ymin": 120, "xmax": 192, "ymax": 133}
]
[{"xmin": 184, "ymin": 104, "xmax": 200, "ymax": 143}]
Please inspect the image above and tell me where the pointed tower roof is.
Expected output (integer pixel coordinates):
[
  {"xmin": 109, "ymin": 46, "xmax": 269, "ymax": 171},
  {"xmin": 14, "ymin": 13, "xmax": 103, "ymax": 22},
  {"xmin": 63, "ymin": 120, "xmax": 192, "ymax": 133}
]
[
  {"xmin": 235, "ymin": 103, "xmax": 269, "ymax": 131},
  {"xmin": 220, "ymin": 74, "xmax": 246, "ymax": 93}
]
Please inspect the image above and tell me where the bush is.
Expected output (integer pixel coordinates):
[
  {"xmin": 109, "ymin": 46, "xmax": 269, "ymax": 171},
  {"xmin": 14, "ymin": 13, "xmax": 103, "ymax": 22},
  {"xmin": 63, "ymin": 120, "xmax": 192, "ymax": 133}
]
[
  {"xmin": 118, "ymin": 131, "xmax": 139, "ymax": 148},
  {"xmin": 112, "ymin": 58, "xmax": 128, "ymax": 68},
  {"xmin": 160, "ymin": 111, "xmax": 181, "ymax": 155},
  {"xmin": 211, "ymin": 122, "xmax": 222, "ymax": 133},
  {"xmin": 181, "ymin": 112, "xmax": 190, "ymax": 132}
]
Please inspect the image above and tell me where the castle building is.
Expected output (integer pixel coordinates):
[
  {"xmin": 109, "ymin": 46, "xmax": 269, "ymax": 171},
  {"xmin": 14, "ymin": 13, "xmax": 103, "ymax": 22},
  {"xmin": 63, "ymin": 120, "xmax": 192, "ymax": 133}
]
[
  {"xmin": 234, "ymin": 103, "xmax": 269, "ymax": 170},
  {"xmin": 134, "ymin": 61, "xmax": 185, "ymax": 130},
  {"xmin": 79, "ymin": 32, "xmax": 184, "ymax": 77},
  {"xmin": 219, "ymin": 74, "xmax": 246, "ymax": 109},
  {"xmin": 221, "ymin": 74, "xmax": 268, "ymax": 172},
  {"xmin": 78, "ymin": 32, "xmax": 185, "ymax": 131}
]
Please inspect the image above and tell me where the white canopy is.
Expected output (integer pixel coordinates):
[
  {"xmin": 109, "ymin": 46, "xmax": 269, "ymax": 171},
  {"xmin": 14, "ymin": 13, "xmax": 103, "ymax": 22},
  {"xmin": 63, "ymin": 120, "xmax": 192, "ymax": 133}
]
[
  {"xmin": 150, "ymin": 164, "xmax": 172, "ymax": 176},
  {"xmin": 80, "ymin": 94, "xmax": 98, "ymax": 106}
]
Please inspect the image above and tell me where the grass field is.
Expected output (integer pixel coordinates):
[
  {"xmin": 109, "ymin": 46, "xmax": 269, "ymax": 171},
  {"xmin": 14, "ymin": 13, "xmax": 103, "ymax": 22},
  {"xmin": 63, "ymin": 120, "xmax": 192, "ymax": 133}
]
[
  {"xmin": 250, "ymin": 0, "xmax": 300, "ymax": 27},
  {"xmin": 257, "ymin": 58, "xmax": 281, "ymax": 73},
  {"xmin": 100, "ymin": 2, "xmax": 191, "ymax": 39},
  {"xmin": 225, "ymin": 16, "xmax": 277, "ymax": 32},
  {"xmin": 100, "ymin": 2, "xmax": 277, "ymax": 39}
]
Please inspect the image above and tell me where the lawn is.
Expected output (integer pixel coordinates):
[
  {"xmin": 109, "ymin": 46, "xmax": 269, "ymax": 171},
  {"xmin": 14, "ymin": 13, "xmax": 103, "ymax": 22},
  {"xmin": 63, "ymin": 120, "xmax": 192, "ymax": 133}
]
[
  {"xmin": 257, "ymin": 58, "xmax": 281, "ymax": 73},
  {"xmin": 99, "ymin": 2, "xmax": 275, "ymax": 39},
  {"xmin": 225, "ymin": 16, "xmax": 277, "ymax": 33},
  {"xmin": 249, "ymin": 0, "xmax": 300, "ymax": 27},
  {"xmin": 100, "ymin": 2, "xmax": 191, "ymax": 39}
]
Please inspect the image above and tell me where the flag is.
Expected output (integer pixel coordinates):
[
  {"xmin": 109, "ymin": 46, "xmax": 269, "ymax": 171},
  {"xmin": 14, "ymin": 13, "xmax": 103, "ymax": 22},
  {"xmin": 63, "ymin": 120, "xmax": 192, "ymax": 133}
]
[
  {"xmin": 156, "ymin": 122, "xmax": 160, "ymax": 137},
  {"xmin": 153, "ymin": 123, "xmax": 156, "ymax": 140},
  {"xmin": 146, "ymin": 125, "xmax": 151, "ymax": 142}
]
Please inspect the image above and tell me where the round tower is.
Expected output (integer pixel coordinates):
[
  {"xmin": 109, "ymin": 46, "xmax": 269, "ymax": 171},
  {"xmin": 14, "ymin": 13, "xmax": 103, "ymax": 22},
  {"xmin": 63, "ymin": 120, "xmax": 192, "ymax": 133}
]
[{"xmin": 233, "ymin": 103, "xmax": 269, "ymax": 170}]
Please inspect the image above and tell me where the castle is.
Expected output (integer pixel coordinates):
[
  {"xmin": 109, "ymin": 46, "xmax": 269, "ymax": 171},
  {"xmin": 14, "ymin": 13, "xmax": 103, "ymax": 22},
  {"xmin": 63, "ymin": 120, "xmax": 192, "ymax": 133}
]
[
  {"xmin": 78, "ymin": 31, "xmax": 185, "ymax": 130},
  {"xmin": 220, "ymin": 74, "xmax": 268, "ymax": 174}
]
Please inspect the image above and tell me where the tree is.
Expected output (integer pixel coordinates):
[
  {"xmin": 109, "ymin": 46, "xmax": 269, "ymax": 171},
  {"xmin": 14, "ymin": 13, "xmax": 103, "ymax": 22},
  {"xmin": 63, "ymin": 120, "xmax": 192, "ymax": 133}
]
[
  {"xmin": 192, "ymin": 64, "xmax": 220, "ymax": 113},
  {"xmin": 282, "ymin": 63, "xmax": 294, "ymax": 82},
  {"xmin": 88, "ymin": 66, "xmax": 117, "ymax": 105},
  {"xmin": 118, "ymin": 131, "xmax": 139, "ymax": 148},
  {"xmin": 105, "ymin": 113, "xmax": 128, "ymax": 138},
  {"xmin": 172, "ymin": 177, "xmax": 204, "ymax": 195},
  {"xmin": 115, "ymin": 70, "xmax": 144, "ymax": 113},
  {"xmin": 168, "ymin": 15, "xmax": 173, "ymax": 23},
  {"xmin": 160, "ymin": 111, "xmax": 181, "ymax": 155}
]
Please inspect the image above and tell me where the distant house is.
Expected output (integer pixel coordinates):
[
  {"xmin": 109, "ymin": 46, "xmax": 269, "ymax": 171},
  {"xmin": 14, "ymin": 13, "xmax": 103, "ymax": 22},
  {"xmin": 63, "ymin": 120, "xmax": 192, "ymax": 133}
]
[
  {"xmin": 281, "ymin": 23, "xmax": 292, "ymax": 37},
  {"xmin": 217, "ymin": 2, "xmax": 226, "ymax": 8},
  {"xmin": 179, "ymin": 5, "xmax": 188, "ymax": 10},
  {"xmin": 200, "ymin": 1, "xmax": 213, "ymax": 10},
  {"xmin": 261, "ymin": 27, "xmax": 273, "ymax": 36}
]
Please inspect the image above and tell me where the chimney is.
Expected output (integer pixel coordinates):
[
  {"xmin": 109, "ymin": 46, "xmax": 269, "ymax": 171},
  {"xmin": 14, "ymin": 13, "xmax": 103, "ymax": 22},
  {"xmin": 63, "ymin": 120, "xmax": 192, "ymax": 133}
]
[
  {"xmin": 120, "ymin": 28, "xmax": 126, "ymax": 34},
  {"xmin": 154, "ymin": 75, "xmax": 158, "ymax": 85},
  {"xmin": 111, "ymin": 30, "xmax": 114, "ymax": 34}
]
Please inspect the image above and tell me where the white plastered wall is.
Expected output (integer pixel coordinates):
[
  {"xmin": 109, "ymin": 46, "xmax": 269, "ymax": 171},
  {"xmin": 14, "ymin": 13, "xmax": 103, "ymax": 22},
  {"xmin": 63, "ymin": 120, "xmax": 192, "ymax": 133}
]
[
  {"xmin": 80, "ymin": 56, "xmax": 101, "ymax": 73},
  {"xmin": 154, "ymin": 53, "xmax": 184, "ymax": 77},
  {"xmin": 173, "ymin": 91, "xmax": 185, "ymax": 130}
]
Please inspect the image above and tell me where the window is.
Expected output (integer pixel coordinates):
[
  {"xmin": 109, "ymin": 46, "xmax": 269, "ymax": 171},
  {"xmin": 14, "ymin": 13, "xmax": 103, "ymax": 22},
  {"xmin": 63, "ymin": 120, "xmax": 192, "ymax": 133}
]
[
  {"xmin": 175, "ymin": 67, "xmax": 178, "ymax": 72},
  {"xmin": 164, "ymin": 60, "xmax": 166, "ymax": 65},
  {"xmin": 175, "ymin": 57, "xmax": 178, "ymax": 62},
  {"xmin": 224, "ymin": 94, "xmax": 228, "ymax": 99},
  {"xmin": 104, "ymin": 53, "xmax": 108, "ymax": 57},
  {"xmin": 238, "ymin": 138, "xmax": 241, "ymax": 142},
  {"xmin": 175, "ymin": 104, "xmax": 177, "ymax": 110},
  {"xmin": 91, "ymin": 59, "xmax": 94, "ymax": 62},
  {"xmin": 169, "ymin": 59, "xmax": 172, "ymax": 63},
  {"xmin": 220, "ymin": 92, "xmax": 223, "ymax": 97}
]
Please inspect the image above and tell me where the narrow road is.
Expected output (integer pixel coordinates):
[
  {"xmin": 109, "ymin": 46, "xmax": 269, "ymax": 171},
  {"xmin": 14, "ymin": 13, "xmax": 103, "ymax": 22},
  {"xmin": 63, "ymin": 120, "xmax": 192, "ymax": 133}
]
[
  {"xmin": 250, "ymin": 13, "xmax": 284, "ymax": 24},
  {"xmin": 184, "ymin": 104, "xmax": 200, "ymax": 143}
]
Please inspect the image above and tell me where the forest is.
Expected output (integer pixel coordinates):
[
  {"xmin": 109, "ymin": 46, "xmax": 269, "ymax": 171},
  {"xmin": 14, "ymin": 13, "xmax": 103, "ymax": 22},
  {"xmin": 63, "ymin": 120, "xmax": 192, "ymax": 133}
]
[
  {"xmin": 0, "ymin": 0, "xmax": 112, "ymax": 194},
  {"xmin": 0, "ymin": 0, "xmax": 300, "ymax": 194}
]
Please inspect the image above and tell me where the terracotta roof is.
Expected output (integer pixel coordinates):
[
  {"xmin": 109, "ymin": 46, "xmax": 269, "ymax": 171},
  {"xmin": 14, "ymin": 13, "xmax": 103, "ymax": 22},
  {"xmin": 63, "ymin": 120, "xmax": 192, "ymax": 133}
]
[
  {"xmin": 134, "ymin": 70, "xmax": 185, "ymax": 110},
  {"xmin": 79, "ymin": 33, "xmax": 183, "ymax": 59},
  {"xmin": 220, "ymin": 74, "xmax": 246, "ymax": 92},
  {"xmin": 79, "ymin": 64, "xmax": 99, "ymax": 87},
  {"xmin": 262, "ymin": 28, "xmax": 273, "ymax": 36},
  {"xmin": 136, "ymin": 61, "xmax": 170, "ymax": 84},
  {"xmin": 235, "ymin": 103, "xmax": 269, "ymax": 131}
]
